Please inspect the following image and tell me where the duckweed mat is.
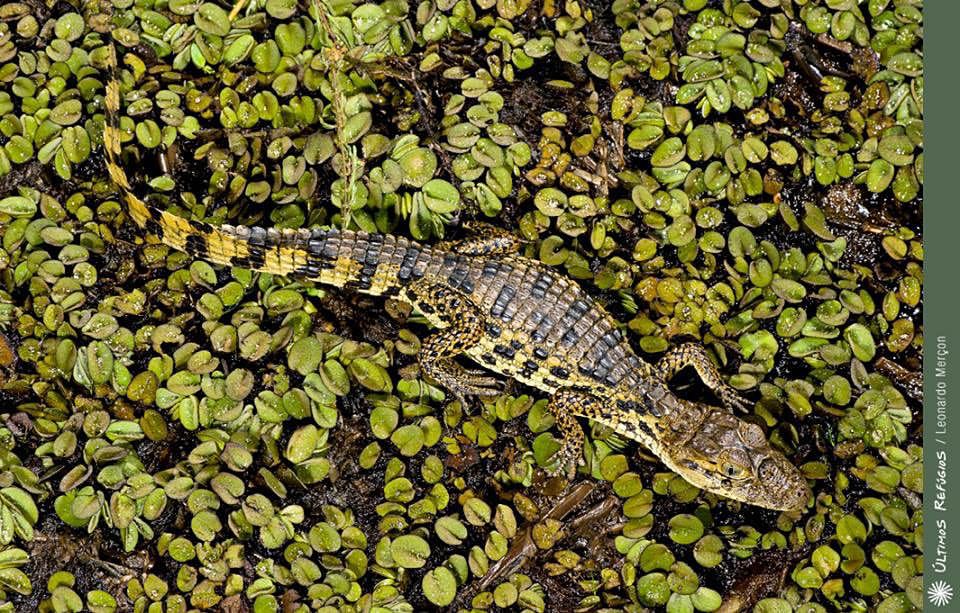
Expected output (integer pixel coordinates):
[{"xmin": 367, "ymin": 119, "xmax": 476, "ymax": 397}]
[{"xmin": 0, "ymin": 0, "xmax": 923, "ymax": 611}]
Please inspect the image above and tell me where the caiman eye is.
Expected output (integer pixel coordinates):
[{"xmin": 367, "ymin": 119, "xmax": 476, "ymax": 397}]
[
  {"xmin": 719, "ymin": 449, "xmax": 751, "ymax": 479},
  {"xmin": 721, "ymin": 462, "xmax": 748, "ymax": 479}
]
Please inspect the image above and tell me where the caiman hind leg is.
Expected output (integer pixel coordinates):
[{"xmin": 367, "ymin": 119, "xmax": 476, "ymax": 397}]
[
  {"xmin": 401, "ymin": 279, "xmax": 503, "ymax": 403},
  {"xmin": 543, "ymin": 390, "xmax": 612, "ymax": 479},
  {"xmin": 656, "ymin": 343, "xmax": 750, "ymax": 412}
]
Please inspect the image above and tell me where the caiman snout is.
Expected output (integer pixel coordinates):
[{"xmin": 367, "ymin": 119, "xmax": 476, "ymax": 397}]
[{"xmin": 756, "ymin": 454, "xmax": 811, "ymax": 512}]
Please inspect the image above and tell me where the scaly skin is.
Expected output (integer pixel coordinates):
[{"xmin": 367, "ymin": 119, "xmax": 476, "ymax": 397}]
[{"xmin": 101, "ymin": 44, "xmax": 810, "ymax": 513}]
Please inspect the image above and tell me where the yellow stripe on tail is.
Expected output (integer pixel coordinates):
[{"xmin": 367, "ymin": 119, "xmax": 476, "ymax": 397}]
[{"xmin": 101, "ymin": 30, "xmax": 314, "ymax": 277}]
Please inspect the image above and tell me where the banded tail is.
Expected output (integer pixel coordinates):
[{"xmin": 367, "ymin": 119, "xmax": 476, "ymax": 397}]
[{"xmin": 101, "ymin": 38, "xmax": 440, "ymax": 296}]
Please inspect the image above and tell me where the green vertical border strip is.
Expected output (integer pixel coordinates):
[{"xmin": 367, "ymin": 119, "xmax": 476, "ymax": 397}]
[{"xmin": 926, "ymin": 2, "xmax": 960, "ymax": 610}]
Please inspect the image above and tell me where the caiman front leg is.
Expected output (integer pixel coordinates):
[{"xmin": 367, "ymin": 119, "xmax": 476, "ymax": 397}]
[
  {"xmin": 401, "ymin": 279, "xmax": 502, "ymax": 403},
  {"xmin": 543, "ymin": 389, "xmax": 610, "ymax": 479},
  {"xmin": 656, "ymin": 343, "xmax": 751, "ymax": 412}
]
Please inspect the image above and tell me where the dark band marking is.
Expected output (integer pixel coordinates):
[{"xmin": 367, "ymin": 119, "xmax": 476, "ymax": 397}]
[
  {"xmin": 447, "ymin": 262, "xmax": 471, "ymax": 291},
  {"xmin": 610, "ymin": 409, "xmax": 656, "ymax": 442},
  {"xmin": 555, "ymin": 298, "xmax": 591, "ymax": 347},
  {"xmin": 398, "ymin": 247, "xmax": 419, "ymax": 281},
  {"xmin": 353, "ymin": 235, "xmax": 383, "ymax": 291},
  {"xmin": 521, "ymin": 360, "xmax": 539, "ymax": 377},
  {"xmin": 145, "ymin": 218, "xmax": 165, "ymax": 240},
  {"xmin": 412, "ymin": 249, "xmax": 431, "ymax": 279},
  {"xmin": 184, "ymin": 234, "xmax": 207, "ymax": 256},
  {"xmin": 246, "ymin": 245, "xmax": 266, "ymax": 269},
  {"xmin": 572, "ymin": 299, "xmax": 590, "ymax": 317},
  {"xmin": 308, "ymin": 235, "xmax": 328, "ymax": 258},
  {"xmin": 265, "ymin": 228, "xmax": 281, "ymax": 253},
  {"xmin": 354, "ymin": 265, "xmax": 377, "ymax": 290},
  {"xmin": 491, "ymin": 284, "xmax": 516, "ymax": 319},
  {"xmin": 305, "ymin": 231, "xmax": 335, "ymax": 276},
  {"xmin": 365, "ymin": 234, "xmax": 384, "ymax": 265},
  {"xmin": 482, "ymin": 261, "xmax": 500, "ymax": 277},
  {"xmin": 231, "ymin": 226, "xmax": 264, "ymax": 269},
  {"xmin": 600, "ymin": 328, "xmax": 623, "ymax": 349},
  {"xmin": 527, "ymin": 310, "xmax": 543, "ymax": 328},
  {"xmin": 530, "ymin": 273, "xmax": 552, "ymax": 299},
  {"xmin": 616, "ymin": 399, "xmax": 647, "ymax": 416},
  {"xmin": 322, "ymin": 240, "xmax": 339, "ymax": 260}
]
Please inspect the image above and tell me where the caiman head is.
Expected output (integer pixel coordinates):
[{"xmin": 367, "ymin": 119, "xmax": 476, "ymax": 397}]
[{"xmin": 660, "ymin": 402, "xmax": 810, "ymax": 513}]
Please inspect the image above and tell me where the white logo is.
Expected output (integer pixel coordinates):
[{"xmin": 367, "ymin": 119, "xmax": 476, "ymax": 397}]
[{"xmin": 928, "ymin": 580, "xmax": 955, "ymax": 607}]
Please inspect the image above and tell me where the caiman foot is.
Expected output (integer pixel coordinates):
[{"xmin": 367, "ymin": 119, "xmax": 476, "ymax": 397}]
[
  {"xmin": 545, "ymin": 437, "xmax": 586, "ymax": 480},
  {"xmin": 714, "ymin": 384, "xmax": 752, "ymax": 413},
  {"xmin": 656, "ymin": 343, "xmax": 752, "ymax": 413},
  {"xmin": 422, "ymin": 359, "xmax": 503, "ymax": 405},
  {"xmin": 542, "ymin": 389, "xmax": 606, "ymax": 479}
]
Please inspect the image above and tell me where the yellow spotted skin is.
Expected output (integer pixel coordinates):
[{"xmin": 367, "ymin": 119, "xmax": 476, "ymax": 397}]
[{"xmin": 101, "ymin": 37, "xmax": 810, "ymax": 514}]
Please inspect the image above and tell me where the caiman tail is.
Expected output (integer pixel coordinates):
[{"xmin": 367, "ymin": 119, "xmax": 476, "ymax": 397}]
[{"xmin": 102, "ymin": 44, "xmax": 435, "ymax": 297}]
